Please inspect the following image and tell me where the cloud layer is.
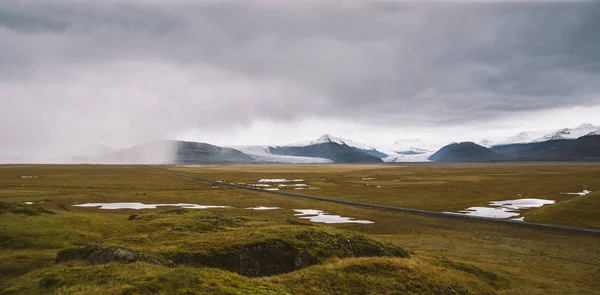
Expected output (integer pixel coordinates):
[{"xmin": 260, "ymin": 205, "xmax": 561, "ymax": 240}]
[{"xmin": 1, "ymin": 0, "xmax": 599, "ymax": 159}]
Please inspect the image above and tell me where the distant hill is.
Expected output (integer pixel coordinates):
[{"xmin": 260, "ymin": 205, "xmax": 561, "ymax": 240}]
[
  {"xmin": 428, "ymin": 142, "xmax": 503, "ymax": 162},
  {"xmin": 287, "ymin": 134, "xmax": 388, "ymax": 159},
  {"xmin": 491, "ymin": 134, "xmax": 600, "ymax": 161},
  {"xmin": 429, "ymin": 135, "xmax": 600, "ymax": 162},
  {"xmin": 99, "ymin": 140, "xmax": 253, "ymax": 164},
  {"xmin": 270, "ymin": 142, "xmax": 384, "ymax": 164}
]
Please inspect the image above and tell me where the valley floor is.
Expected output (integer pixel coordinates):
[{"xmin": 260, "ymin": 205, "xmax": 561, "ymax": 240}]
[{"xmin": 1, "ymin": 164, "xmax": 599, "ymax": 294}]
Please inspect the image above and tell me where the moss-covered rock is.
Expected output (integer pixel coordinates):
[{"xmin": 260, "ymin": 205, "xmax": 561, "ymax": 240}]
[{"xmin": 56, "ymin": 244, "xmax": 163, "ymax": 266}]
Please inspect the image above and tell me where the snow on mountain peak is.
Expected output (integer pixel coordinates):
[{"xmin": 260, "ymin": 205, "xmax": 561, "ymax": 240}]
[
  {"xmin": 479, "ymin": 138, "xmax": 495, "ymax": 148},
  {"xmin": 286, "ymin": 134, "xmax": 377, "ymax": 151},
  {"xmin": 533, "ymin": 123, "xmax": 598, "ymax": 142},
  {"xmin": 388, "ymin": 138, "xmax": 438, "ymax": 154},
  {"xmin": 315, "ymin": 134, "xmax": 345, "ymax": 145}
]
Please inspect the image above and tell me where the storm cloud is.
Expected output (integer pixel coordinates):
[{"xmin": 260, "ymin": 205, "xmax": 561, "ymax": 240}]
[{"xmin": 1, "ymin": 0, "xmax": 599, "ymax": 159}]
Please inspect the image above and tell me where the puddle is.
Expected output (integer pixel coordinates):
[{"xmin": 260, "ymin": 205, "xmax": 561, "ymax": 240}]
[
  {"xmin": 23, "ymin": 201, "xmax": 45, "ymax": 205},
  {"xmin": 361, "ymin": 178, "xmax": 376, "ymax": 180},
  {"xmin": 293, "ymin": 209, "xmax": 374, "ymax": 224},
  {"xmin": 246, "ymin": 206, "xmax": 280, "ymax": 210},
  {"xmin": 561, "ymin": 190, "xmax": 591, "ymax": 196},
  {"xmin": 258, "ymin": 179, "xmax": 304, "ymax": 183},
  {"xmin": 447, "ymin": 198, "xmax": 555, "ymax": 219},
  {"xmin": 278, "ymin": 184, "xmax": 308, "ymax": 187},
  {"xmin": 73, "ymin": 203, "xmax": 231, "ymax": 210},
  {"xmin": 450, "ymin": 207, "xmax": 520, "ymax": 219},
  {"xmin": 489, "ymin": 198, "xmax": 555, "ymax": 210}
]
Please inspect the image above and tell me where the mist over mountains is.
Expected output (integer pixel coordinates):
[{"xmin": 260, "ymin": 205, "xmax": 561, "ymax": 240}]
[{"xmin": 15, "ymin": 123, "xmax": 594, "ymax": 165}]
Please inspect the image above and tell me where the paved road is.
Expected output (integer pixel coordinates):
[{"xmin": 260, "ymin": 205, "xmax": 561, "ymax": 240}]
[{"xmin": 141, "ymin": 165, "xmax": 600, "ymax": 236}]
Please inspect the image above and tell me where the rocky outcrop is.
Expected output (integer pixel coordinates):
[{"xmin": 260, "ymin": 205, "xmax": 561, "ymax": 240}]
[{"xmin": 56, "ymin": 244, "xmax": 163, "ymax": 266}]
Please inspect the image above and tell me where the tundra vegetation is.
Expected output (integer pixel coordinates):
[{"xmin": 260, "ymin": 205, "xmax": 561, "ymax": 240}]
[{"xmin": 1, "ymin": 164, "xmax": 599, "ymax": 294}]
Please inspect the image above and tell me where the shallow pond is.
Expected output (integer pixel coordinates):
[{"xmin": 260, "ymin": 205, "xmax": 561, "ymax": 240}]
[
  {"xmin": 445, "ymin": 198, "xmax": 555, "ymax": 220},
  {"xmin": 293, "ymin": 209, "xmax": 374, "ymax": 224}
]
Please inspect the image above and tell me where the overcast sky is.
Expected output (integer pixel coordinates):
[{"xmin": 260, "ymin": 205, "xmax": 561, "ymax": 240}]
[{"xmin": 1, "ymin": 0, "xmax": 599, "ymax": 160}]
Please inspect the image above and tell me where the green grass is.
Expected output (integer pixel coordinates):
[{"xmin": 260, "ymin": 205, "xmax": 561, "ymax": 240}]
[
  {"xmin": 1, "ymin": 164, "xmax": 599, "ymax": 294},
  {"xmin": 170, "ymin": 163, "xmax": 600, "ymax": 216}
]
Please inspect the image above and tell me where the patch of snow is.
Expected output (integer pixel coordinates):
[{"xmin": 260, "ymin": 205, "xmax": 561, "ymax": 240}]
[
  {"xmin": 73, "ymin": 203, "xmax": 230, "ymax": 210},
  {"xmin": 294, "ymin": 209, "xmax": 324, "ymax": 216},
  {"xmin": 246, "ymin": 206, "xmax": 280, "ymax": 210},
  {"xmin": 448, "ymin": 198, "xmax": 555, "ymax": 219},
  {"xmin": 278, "ymin": 183, "xmax": 308, "ymax": 187},
  {"xmin": 21, "ymin": 176, "xmax": 38, "ymax": 179},
  {"xmin": 258, "ymin": 179, "xmax": 304, "ymax": 183},
  {"xmin": 510, "ymin": 217, "xmax": 525, "ymax": 221},
  {"xmin": 263, "ymin": 188, "xmax": 280, "ymax": 191},
  {"xmin": 456, "ymin": 207, "xmax": 520, "ymax": 218},
  {"xmin": 361, "ymin": 177, "xmax": 376, "ymax": 180},
  {"xmin": 489, "ymin": 198, "xmax": 555, "ymax": 210},
  {"xmin": 561, "ymin": 190, "xmax": 591, "ymax": 196},
  {"xmin": 293, "ymin": 209, "xmax": 374, "ymax": 224},
  {"xmin": 24, "ymin": 201, "xmax": 35, "ymax": 205}
]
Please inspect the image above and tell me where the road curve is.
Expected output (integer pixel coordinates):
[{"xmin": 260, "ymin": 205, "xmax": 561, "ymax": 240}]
[{"xmin": 140, "ymin": 165, "xmax": 600, "ymax": 236}]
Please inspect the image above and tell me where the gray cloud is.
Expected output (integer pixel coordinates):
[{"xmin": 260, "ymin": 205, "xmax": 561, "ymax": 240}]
[{"xmin": 1, "ymin": 0, "xmax": 599, "ymax": 159}]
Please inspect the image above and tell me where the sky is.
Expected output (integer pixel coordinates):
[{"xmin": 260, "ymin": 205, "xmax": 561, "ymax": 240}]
[{"xmin": 1, "ymin": 0, "xmax": 600, "ymax": 161}]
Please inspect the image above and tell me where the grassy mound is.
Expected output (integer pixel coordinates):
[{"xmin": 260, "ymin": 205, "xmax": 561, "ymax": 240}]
[
  {"xmin": 0, "ymin": 263, "xmax": 287, "ymax": 295},
  {"xmin": 171, "ymin": 229, "xmax": 408, "ymax": 277},
  {"xmin": 264, "ymin": 257, "xmax": 498, "ymax": 295},
  {"xmin": 0, "ymin": 202, "xmax": 55, "ymax": 216}
]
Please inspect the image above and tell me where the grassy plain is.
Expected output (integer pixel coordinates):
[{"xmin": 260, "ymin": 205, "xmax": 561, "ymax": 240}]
[{"xmin": 1, "ymin": 164, "xmax": 599, "ymax": 294}]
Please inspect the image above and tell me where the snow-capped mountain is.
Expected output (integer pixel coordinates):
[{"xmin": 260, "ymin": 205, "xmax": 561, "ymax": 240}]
[
  {"xmin": 482, "ymin": 123, "xmax": 599, "ymax": 147},
  {"xmin": 385, "ymin": 138, "xmax": 439, "ymax": 155},
  {"xmin": 227, "ymin": 145, "xmax": 332, "ymax": 164},
  {"xmin": 287, "ymin": 134, "xmax": 388, "ymax": 158},
  {"xmin": 495, "ymin": 130, "xmax": 550, "ymax": 146},
  {"xmin": 586, "ymin": 130, "xmax": 600, "ymax": 136},
  {"xmin": 479, "ymin": 138, "xmax": 496, "ymax": 148},
  {"xmin": 532, "ymin": 123, "xmax": 599, "ymax": 142}
]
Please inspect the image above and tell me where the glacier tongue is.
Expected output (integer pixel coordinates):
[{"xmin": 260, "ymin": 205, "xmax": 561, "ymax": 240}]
[{"xmin": 227, "ymin": 145, "xmax": 332, "ymax": 164}]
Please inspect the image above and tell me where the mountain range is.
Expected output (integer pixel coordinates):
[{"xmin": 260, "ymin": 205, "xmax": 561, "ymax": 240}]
[{"xmin": 73, "ymin": 123, "xmax": 600, "ymax": 164}]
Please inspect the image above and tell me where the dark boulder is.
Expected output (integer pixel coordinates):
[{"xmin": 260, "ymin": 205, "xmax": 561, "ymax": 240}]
[{"xmin": 56, "ymin": 244, "xmax": 163, "ymax": 266}]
